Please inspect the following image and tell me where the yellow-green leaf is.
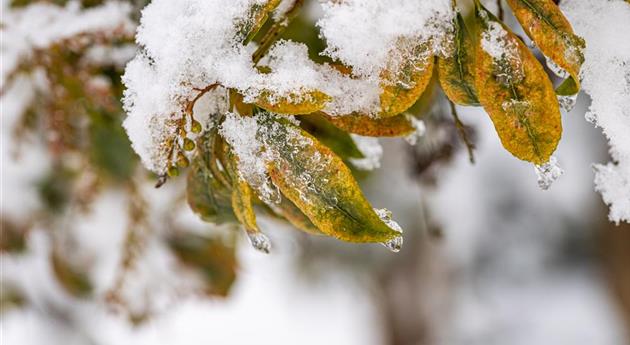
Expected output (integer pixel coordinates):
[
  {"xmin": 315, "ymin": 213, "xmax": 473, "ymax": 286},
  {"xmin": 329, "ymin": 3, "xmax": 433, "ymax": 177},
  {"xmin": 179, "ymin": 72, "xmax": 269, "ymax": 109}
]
[
  {"xmin": 51, "ymin": 250, "xmax": 92, "ymax": 298},
  {"xmin": 186, "ymin": 136, "xmax": 235, "ymax": 224},
  {"xmin": 438, "ymin": 13, "xmax": 480, "ymax": 105},
  {"xmin": 474, "ymin": 5, "xmax": 562, "ymax": 164},
  {"xmin": 255, "ymin": 89, "xmax": 331, "ymax": 115},
  {"xmin": 320, "ymin": 112, "xmax": 417, "ymax": 137},
  {"xmin": 269, "ymin": 196, "xmax": 323, "ymax": 236},
  {"xmin": 506, "ymin": 0, "xmax": 585, "ymax": 95},
  {"xmin": 380, "ymin": 42, "xmax": 434, "ymax": 117},
  {"xmin": 242, "ymin": 0, "xmax": 281, "ymax": 44},
  {"xmin": 299, "ymin": 113, "xmax": 364, "ymax": 159},
  {"xmin": 258, "ymin": 115, "xmax": 401, "ymax": 243},
  {"xmin": 168, "ymin": 233, "xmax": 237, "ymax": 297}
]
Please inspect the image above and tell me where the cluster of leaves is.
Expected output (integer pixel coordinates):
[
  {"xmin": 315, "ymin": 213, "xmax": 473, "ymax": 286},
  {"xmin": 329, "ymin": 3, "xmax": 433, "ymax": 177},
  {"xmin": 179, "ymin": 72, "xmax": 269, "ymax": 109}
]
[
  {"xmin": 161, "ymin": 0, "xmax": 584, "ymax": 252},
  {"xmin": 2, "ymin": 0, "xmax": 238, "ymax": 320}
]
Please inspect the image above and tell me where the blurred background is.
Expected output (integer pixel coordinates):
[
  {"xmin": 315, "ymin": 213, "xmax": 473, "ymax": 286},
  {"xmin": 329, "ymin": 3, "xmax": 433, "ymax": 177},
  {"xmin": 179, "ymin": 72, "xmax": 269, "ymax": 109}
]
[{"xmin": 2, "ymin": 0, "xmax": 629, "ymax": 344}]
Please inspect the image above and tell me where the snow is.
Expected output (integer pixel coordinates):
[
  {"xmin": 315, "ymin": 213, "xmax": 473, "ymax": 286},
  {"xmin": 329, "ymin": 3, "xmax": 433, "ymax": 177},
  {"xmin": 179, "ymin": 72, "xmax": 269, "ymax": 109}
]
[
  {"xmin": 317, "ymin": 0, "xmax": 454, "ymax": 79},
  {"xmin": 349, "ymin": 135, "xmax": 383, "ymax": 171},
  {"xmin": 1, "ymin": 0, "xmax": 135, "ymax": 89},
  {"xmin": 480, "ymin": 19, "xmax": 524, "ymax": 85},
  {"xmin": 534, "ymin": 156, "xmax": 564, "ymax": 191},
  {"xmin": 561, "ymin": 0, "xmax": 630, "ymax": 223}
]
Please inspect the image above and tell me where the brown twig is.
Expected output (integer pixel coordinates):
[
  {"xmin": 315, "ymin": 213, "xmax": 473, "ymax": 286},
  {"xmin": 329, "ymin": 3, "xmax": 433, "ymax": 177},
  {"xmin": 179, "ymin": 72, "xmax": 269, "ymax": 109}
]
[{"xmin": 448, "ymin": 101, "xmax": 476, "ymax": 164}]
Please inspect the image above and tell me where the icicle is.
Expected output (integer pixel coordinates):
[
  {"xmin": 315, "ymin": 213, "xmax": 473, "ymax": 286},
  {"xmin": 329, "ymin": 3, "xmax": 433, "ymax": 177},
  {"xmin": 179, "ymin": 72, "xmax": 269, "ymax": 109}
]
[
  {"xmin": 247, "ymin": 232, "xmax": 271, "ymax": 253},
  {"xmin": 374, "ymin": 208, "xmax": 404, "ymax": 252},
  {"xmin": 558, "ymin": 93, "xmax": 578, "ymax": 112},
  {"xmin": 534, "ymin": 156, "xmax": 564, "ymax": 190}
]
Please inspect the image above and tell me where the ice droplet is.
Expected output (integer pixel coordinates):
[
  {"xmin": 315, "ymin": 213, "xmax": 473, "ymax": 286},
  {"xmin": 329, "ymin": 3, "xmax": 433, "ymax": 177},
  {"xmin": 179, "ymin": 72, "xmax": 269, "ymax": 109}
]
[
  {"xmin": 534, "ymin": 156, "xmax": 564, "ymax": 190},
  {"xmin": 558, "ymin": 93, "xmax": 578, "ymax": 112},
  {"xmin": 247, "ymin": 232, "xmax": 271, "ymax": 254},
  {"xmin": 374, "ymin": 208, "xmax": 404, "ymax": 252}
]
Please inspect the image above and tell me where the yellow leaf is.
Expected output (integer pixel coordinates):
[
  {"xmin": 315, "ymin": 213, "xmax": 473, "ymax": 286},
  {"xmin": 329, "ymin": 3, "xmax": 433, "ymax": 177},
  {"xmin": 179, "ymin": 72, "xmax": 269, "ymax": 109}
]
[
  {"xmin": 438, "ymin": 13, "xmax": 480, "ymax": 106},
  {"xmin": 269, "ymin": 196, "xmax": 323, "ymax": 236},
  {"xmin": 259, "ymin": 115, "xmax": 401, "ymax": 243},
  {"xmin": 474, "ymin": 5, "xmax": 562, "ymax": 164},
  {"xmin": 255, "ymin": 89, "xmax": 331, "ymax": 115},
  {"xmin": 320, "ymin": 112, "xmax": 417, "ymax": 137},
  {"xmin": 380, "ymin": 41, "xmax": 434, "ymax": 117},
  {"xmin": 506, "ymin": 0, "xmax": 585, "ymax": 95}
]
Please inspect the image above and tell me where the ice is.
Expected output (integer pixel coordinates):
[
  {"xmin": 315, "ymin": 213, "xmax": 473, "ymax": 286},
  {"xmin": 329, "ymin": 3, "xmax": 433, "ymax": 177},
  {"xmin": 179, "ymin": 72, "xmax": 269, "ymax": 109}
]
[
  {"xmin": 534, "ymin": 156, "xmax": 564, "ymax": 191},
  {"xmin": 349, "ymin": 135, "xmax": 383, "ymax": 171},
  {"xmin": 404, "ymin": 116, "xmax": 426, "ymax": 146},
  {"xmin": 480, "ymin": 19, "xmax": 524, "ymax": 85},
  {"xmin": 374, "ymin": 208, "xmax": 404, "ymax": 253},
  {"xmin": 246, "ymin": 232, "xmax": 271, "ymax": 254},
  {"xmin": 558, "ymin": 94, "xmax": 578, "ymax": 112}
]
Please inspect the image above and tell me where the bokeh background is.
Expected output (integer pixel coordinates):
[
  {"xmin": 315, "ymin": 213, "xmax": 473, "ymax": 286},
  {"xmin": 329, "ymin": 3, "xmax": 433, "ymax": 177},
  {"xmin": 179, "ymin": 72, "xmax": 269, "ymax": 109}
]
[{"xmin": 2, "ymin": 0, "xmax": 629, "ymax": 344}]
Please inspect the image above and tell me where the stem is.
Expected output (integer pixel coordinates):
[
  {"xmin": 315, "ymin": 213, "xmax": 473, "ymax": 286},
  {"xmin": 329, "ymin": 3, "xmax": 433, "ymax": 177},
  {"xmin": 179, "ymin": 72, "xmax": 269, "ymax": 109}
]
[
  {"xmin": 448, "ymin": 101, "xmax": 476, "ymax": 164},
  {"xmin": 252, "ymin": 0, "xmax": 304, "ymax": 64}
]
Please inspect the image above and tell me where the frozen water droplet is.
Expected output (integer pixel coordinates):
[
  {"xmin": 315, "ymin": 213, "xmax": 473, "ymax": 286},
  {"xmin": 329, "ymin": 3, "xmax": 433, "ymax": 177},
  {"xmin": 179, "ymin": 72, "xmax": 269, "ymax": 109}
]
[
  {"xmin": 374, "ymin": 208, "xmax": 404, "ymax": 252},
  {"xmin": 545, "ymin": 56, "xmax": 569, "ymax": 78},
  {"xmin": 534, "ymin": 156, "xmax": 564, "ymax": 190},
  {"xmin": 382, "ymin": 235, "xmax": 403, "ymax": 253},
  {"xmin": 558, "ymin": 93, "xmax": 578, "ymax": 112},
  {"xmin": 247, "ymin": 232, "xmax": 271, "ymax": 253},
  {"xmin": 585, "ymin": 111, "xmax": 598, "ymax": 126}
]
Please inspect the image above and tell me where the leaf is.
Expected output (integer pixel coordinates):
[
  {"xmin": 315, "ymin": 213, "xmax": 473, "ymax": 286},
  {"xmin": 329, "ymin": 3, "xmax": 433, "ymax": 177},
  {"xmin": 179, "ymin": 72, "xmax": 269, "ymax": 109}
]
[
  {"xmin": 438, "ymin": 13, "xmax": 480, "ymax": 106},
  {"xmin": 258, "ymin": 114, "xmax": 401, "ymax": 243},
  {"xmin": 168, "ymin": 233, "xmax": 237, "ymax": 297},
  {"xmin": 299, "ymin": 113, "xmax": 364, "ymax": 159},
  {"xmin": 241, "ymin": 0, "xmax": 282, "ymax": 44},
  {"xmin": 255, "ymin": 89, "xmax": 331, "ymax": 115},
  {"xmin": 319, "ymin": 112, "xmax": 417, "ymax": 137},
  {"xmin": 51, "ymin": 250, "xmax": 92, "ymax": 298},
  {"xmin": 269, "ymin": 196, "xmax": 323, "ymax": 236},
  {"xmin": 474, "ymin": 5, "xmax": 562, "ymax": 164},
  {"xmin": 380, "ymin": 42, "xmax": 434, "ymax": 117},
  {"xmin": 505, "ymin": 0, "xmax": 585, "ymax": 95},
  {"xmin": 186, "ymin": 135, "xmax": 235, "ymax": 224}
]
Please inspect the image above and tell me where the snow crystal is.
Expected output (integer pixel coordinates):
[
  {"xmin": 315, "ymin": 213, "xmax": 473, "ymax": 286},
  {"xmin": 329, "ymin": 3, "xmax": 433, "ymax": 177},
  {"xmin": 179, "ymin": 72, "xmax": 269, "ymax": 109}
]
[
  {"xmin": 317, "ymin": 0, "xmax": 454, "ymax": 79},
  {"xmin": 481, "ymin": 20, "xmax": 524, "ymax": 85},
  {"xmin": 562, "ymin": 0, "xmax": 630, "ymax": 223},
  {"xmin": 246, "ymin": 232, "xmax": 271, "ymax": 254},
  {"xmin": 349, "ymin": 135, "xmax": 383, "ymax": 171},
  {"xmin": 534, "ymin": 156, "xmax": 564, "ymax": 191}
]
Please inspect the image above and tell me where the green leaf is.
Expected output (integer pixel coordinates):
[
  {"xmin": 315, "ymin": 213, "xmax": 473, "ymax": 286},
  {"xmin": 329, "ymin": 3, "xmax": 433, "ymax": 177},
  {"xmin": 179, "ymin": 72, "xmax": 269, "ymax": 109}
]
[
  {"xmin": 168, "ymin": 233, "xmax": 237, "ymax": 297},
  {"xmin": 438, "ymin": 13, "xmax": 480, "ymax": 106},
  {"xmin": 258, "ymin": 114, "xmax": 401, "ymax": 243},
  {"xmin": 473, "ymin": 4, "xmax": 562, "ymax": 164},
  {"xmin": 186, "ymin": 134, "xmax": 235, "ymax": 224},
  {"xmin": 299, "ymin": 113, "xmax": 364, "ymax": 160},
  {"xmin": 505, "ymin": 0, "xmax": 585, "ymax": 95}
]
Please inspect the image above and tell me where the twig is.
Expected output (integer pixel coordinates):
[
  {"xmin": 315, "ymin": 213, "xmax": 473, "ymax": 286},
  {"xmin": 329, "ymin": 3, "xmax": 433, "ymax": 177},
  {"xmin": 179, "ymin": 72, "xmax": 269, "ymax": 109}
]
[
  {"xmin": 448, "ymin": 100, "xmax": 476, "ymax": 164},
  {"xmin": 497, "ymin": 0, "xmax": 505, "ymax": 21}
]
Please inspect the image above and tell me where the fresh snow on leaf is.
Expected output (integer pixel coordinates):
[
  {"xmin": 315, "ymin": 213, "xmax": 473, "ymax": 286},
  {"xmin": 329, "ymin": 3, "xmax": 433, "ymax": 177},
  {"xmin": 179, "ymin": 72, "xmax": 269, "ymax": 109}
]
[
  {"xmin": 349, "ymin": 134, "xmax": 383, "ymax": 171},
  {"xmin": 562, "ymin": 0, "xmax": 630, "ymax": 223}
]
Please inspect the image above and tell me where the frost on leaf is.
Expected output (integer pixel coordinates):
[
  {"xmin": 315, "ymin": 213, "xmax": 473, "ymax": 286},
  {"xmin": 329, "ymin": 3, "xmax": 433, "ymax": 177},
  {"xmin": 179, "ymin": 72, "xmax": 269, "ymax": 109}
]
[
  {"xmin": 222, "ymin": 112, "xmax": 403, "ymax": 244},
  {"xmin": 474, "ymin": 5, "xmax": 562, "ymax": 165},
  {"xmin": 562, "ymin": 0, "xmax": 630, "ymax": 223},
  {"xmin": 506, "ymin": 0, "xmax": 585, "ymax": 96}
]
